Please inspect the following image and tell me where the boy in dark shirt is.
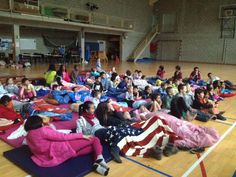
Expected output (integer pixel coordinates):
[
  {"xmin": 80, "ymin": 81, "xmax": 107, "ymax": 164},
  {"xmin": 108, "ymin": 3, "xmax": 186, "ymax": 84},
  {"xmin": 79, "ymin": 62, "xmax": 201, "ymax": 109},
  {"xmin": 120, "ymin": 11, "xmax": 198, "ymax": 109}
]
[{"xmin": 92, "ymin": 76, "xmax": 104, "ymax": 92}]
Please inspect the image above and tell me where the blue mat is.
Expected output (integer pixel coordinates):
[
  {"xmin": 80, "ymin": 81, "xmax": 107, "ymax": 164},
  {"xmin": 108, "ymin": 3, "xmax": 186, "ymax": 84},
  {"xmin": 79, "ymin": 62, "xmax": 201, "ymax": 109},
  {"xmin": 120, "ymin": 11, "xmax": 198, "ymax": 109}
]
[
  {"xmin": 136, "ymin": 58, "xmax": 156, "ymax": 63},
  {"xmin": 233, "ymin": 171, "xmax": 236, "ymax": 177},
  {"xmin": 4, "ymin": 145, "xmax": 112, "ymax": 177}
]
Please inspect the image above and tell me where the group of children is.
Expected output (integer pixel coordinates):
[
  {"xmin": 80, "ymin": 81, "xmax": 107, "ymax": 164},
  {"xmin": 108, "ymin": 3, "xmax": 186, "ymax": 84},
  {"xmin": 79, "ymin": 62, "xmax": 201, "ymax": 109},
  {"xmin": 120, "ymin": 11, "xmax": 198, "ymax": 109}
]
[
  {"xmin": 0, "ymin": 62, "xmax": 233, "ymax": 176},
  {"xmin": 0, "ymin": 77, "xmax": 37, "ymax": 101}
]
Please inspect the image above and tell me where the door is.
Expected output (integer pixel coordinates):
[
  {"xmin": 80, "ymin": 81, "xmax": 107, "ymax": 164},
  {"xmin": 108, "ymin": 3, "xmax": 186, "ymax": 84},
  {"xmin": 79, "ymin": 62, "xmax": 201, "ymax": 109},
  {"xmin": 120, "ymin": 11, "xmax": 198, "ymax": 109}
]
[{"xmin": 157, "ymin": 40, "xmax": 181, "ymax": 60}]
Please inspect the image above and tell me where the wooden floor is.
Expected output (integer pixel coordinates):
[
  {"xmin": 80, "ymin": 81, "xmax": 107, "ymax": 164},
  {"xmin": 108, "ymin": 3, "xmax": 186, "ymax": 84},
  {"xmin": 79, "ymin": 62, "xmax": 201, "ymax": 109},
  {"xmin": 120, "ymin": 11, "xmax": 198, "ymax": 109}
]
[{"xmin": 0, "ymin": 61, "xmax": 236, "ymax": 177}]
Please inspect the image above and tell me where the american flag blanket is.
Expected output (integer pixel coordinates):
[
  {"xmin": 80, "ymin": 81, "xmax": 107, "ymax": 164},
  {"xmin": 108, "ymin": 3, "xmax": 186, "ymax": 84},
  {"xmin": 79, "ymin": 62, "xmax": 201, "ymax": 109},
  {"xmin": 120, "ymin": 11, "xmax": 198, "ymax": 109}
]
[{"xmin": 107, "ymin": 116, "xmax": 179, "ymax": 157}]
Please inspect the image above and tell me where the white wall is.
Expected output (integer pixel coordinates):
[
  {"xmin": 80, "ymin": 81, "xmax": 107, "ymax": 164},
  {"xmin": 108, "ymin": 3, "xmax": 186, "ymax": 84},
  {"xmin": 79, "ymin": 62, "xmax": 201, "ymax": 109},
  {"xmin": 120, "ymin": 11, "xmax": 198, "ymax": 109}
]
[{"xmin": 154, "ymin": 0, "xmax": 236, "ymax": 64}]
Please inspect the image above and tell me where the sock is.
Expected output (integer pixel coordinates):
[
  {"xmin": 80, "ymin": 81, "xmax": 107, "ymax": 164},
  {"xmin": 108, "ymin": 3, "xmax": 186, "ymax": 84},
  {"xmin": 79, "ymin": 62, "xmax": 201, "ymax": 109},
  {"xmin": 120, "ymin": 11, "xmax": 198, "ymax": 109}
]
[
  {"xmin": 96, "ymin": 155, "xmax": 109, "ymax": 169},
  {"xmin": 93, "ymin": 163, "xmax": 109, "ymax": 176}
]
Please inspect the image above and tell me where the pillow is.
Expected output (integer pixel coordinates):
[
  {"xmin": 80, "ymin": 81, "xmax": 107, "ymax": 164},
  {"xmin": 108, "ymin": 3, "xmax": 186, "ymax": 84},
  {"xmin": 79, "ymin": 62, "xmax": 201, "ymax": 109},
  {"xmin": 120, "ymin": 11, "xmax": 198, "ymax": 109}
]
[{"xmin": 0, "ymin": 118, "xmax": 14, "ymax": 127}]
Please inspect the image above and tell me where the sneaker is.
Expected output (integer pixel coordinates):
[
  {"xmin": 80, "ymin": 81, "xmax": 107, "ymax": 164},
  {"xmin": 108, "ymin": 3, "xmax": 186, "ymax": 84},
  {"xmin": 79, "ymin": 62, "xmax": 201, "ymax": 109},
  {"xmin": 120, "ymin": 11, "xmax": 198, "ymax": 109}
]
[
  {"xmin": 218, "ymin": 111, "xmax": 225, "ymax": 115},
  {"xmin": 189, "ymin": 147, "xmax": 205, "ymax": 154},
  {"xmin": 178, "ymin": 146, "xmax": 191, "ymax": 151},
  {"xmin": 216, "ymin": 114, "xmax": 227, "ymax": 121},
  {"xmin": 163, "ymin": 143, "xmax": 179, "ymax": 157},
  {"xmin": 209, "ymin": 114, "xmax": 217, "ymax": 120},
  {"xmin": 95, "ymin": 159, "xmax": 109, "ymax": 170},
  {"xmin": 149, "ymin": 147, "xmax": 163, "ymax": 160},
  {"xmin": 93, "ymin": 163, "xmax": 109, "ymax": 176},
  {"xmin": 110, "ymin": 147, "xmax": 122, "ymax": 163}
]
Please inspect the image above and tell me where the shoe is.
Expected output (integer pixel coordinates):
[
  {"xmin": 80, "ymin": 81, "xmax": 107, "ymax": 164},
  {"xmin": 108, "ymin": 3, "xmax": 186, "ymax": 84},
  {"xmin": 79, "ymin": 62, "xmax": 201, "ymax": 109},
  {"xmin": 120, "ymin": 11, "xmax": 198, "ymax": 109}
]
[
  {"xmin": 149, "ymin": 147, "xmax": 163, "ymax": 160},
  {"xmin": 218, "ymin": 111, "xmax": 225, "ymax": 115},
  {"xmin": 110, "ymin": 147, "xmax": 122, "ymax": 163},
  {"xmin": 216, "ymin": 114, "xmax": 227, "ymax": 121},
  {"xmin": 209, "ymin": 114, "xmax": 217, "ymax": 120},
  {"xmin": 93, "ymin": 163, "xmax": 109, "ymax": 176},
  {"xmin": 95, "ymin": 159, "xmax": 109, "ymax": 170},
  {"xmin": 178, "ymin": 146, "xmax": 191, "ymax": 151},
  {"xmin": 189, "ymin": 147, "xmax": 205, "ymax": 154},
  {"xmin": 163, "ymin": 143, "xmax": 179, "ymax": 157}
]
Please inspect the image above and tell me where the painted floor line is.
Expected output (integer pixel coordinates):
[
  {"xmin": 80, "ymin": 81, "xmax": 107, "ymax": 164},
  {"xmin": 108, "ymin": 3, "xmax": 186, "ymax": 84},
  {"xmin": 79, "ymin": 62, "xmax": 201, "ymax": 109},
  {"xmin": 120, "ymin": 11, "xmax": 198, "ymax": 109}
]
[
  {"xmin": 214, "ymin": 119, "xmax": 234, "ymax": 126},
  {"xmin": 124, "ymin": 157, "xmax": 172, "ymax": 177},
  {"xmin": 182, "ymin": 121, "xmax": 236, "ymax": 177},
  {"xmin": 226, "ymin": 117, "xmax": 236, "ymax": 120},
  {"xmin": 196, "ymin": 153, "xmax": 207, "ymax": 177}
]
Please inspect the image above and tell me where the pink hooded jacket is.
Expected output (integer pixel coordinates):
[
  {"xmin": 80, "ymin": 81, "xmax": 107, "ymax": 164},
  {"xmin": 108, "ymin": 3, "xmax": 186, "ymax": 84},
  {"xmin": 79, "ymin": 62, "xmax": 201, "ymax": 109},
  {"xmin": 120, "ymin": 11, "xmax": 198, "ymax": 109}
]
[{"xmin": 26, "ymin": 126, "xmax": 84, "ymax": 167}]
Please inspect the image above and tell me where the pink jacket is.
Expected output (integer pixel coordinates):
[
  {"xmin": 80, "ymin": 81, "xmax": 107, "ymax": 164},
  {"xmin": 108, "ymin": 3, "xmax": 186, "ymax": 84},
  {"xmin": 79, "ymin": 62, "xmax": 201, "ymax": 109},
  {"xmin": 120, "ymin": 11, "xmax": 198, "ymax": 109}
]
[
  {"xmin": 26, "ymin": 126, "xmax": 83, "ymax": 167},
  {"xmin": 63, "ymin": 72, "xmax": 71, "ymax": 82}
]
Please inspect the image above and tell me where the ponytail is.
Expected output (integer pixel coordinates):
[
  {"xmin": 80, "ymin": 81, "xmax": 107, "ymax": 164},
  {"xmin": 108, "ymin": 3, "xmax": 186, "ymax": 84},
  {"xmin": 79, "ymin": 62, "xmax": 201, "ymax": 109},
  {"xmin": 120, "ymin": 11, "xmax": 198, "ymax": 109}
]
[{"xmin": 78, "ymin": 101, "xmax": 94, "ymax": 115}]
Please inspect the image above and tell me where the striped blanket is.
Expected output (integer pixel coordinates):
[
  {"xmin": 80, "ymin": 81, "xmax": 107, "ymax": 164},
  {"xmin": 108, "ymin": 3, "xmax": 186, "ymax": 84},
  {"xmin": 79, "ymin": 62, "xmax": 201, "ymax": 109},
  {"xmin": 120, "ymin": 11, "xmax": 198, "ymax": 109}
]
[{"xmin": 117, "ymin": 116, "xmax": 179, "ymax": 157}]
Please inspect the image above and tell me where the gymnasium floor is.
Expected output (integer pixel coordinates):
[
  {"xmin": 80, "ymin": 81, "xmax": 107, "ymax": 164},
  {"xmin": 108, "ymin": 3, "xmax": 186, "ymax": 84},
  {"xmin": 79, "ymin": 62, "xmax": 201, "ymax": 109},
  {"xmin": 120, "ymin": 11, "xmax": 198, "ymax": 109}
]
[{"xmin": 0, "ymin": 61, "xmax": 236, "ymax": 177}]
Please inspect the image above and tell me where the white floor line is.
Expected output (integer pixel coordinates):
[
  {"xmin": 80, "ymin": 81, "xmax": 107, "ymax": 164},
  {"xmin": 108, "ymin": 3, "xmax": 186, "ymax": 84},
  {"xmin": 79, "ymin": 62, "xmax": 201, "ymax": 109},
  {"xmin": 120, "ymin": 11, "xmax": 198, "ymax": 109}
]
[
  {"xmin": 182, "ymin": 121, "xmax": 236, "ymax": 177},
  {"xmin": 214, "ymin": 119, "xmax": 234, "ymax": 126},
  {"xmin": 226, "ymin": 117, "xmax": 236, "ymax": 120}
]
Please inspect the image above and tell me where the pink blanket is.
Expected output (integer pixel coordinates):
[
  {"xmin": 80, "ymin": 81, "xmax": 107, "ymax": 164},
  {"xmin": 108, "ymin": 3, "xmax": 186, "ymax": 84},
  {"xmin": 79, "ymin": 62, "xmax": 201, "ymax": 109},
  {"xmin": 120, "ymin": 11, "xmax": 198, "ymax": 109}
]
[{"xmin": 146, "ymin": 112, "xmax": 220, "ymax": 148}]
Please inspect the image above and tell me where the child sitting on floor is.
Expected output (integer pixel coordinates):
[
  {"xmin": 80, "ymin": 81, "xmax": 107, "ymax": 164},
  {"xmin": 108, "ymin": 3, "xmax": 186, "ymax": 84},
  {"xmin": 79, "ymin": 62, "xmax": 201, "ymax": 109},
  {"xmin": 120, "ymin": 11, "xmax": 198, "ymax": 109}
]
[
  {"xmin": 189, "ymin": 67, "xmax": 204, "ymax": 85},
  {"xmin": 212, "ymin": 81, "xmax": 224, "ymax": 101},
  {"xmin": 0, "ymin": 81, "xmax": 8, "ymax": 97},
  {"xmin": 137, "ymin": 71, "xmax": 143, "ymax": 80},
  {"xmin": 5, "ymin": 77, "xmax": 19, "ymax": 95},
  {"xmin": 149, "ymin": 93, "xmax": 162, "ymax": 112},
  {"xmin": 206, "ymin": 84, "xmax": 221, "ymax": 101},
  {"xmin": 125, "ymin": 70, "xmax": 133, "ymax": 81},
  {"xmin": 207, "ymin": 72, "xmax": 236, "ymax": 90},
  {"xmin": 133, "ymin": 86, "xmax": 142, "ymax": 100},
  {"xmin": 142, "ymin": 85, "xmax": 153, "ymax": 99},
  {"xmin": 132, "ymin": 70, "xmax": 139, "ymax": 80},
  {"xmin": 162, "ymin": 87, "xmax": 175, "ymax": 110},
  {"xmin": 91, "ymin": 68, "xmax": 100, "ymax": 77},
  {"xmin": 172, "ymin": 65, "xmax": 183, "ymax": 82},
  {"xmin": 92, "ymin": 76, "xmax": 104, "ymax": 93},
  {"xmin": 57, "ymin": 64, "xmax": 71, "ymax": 83},
  {"xmin": 117, "ymin": 76, "xmax": 129, "ymax": 90},
  {"xmin": 156, "ymin": 82, "xmax": 168, "ymax": 98},
  {"xmin": 125, "ymin": 85, "xmax": 135, "ymax": 107},
  {"xmin": 70, "ymin": 65, "xmax": 80, "ymax": 84},
  {"xmin": 19, "ymin": 78, "xmax": 37, "ymax": 100},
  {"xmin": 44, "ymin": 64, "xmax": 57, "ymax": 86},
  {"xmin": 92, "ymin": 90, "xmax": 102, "ymax": 108},
  {"xmin": 100, "ymin": 72, "xmax": 109, "ymax": 91},
  {"xmin": 156, "ymin": 65, "xmax": 166, "ymax": 80},
  {"xmin": 218, "ymin": 81, "xmax": 236, "ymax": 97},
  {"xmin": 24, "ymin": 115, "xmax": 109, "ymax": 175},
  {"xmin": 0, "ymin": 95, "xmax": 24, "ymax": 131},
  {"xmin": 109, "ymin": 73, "xmax": 119, "ymax": 90},
  {"xmin": 184, "ymin": 84, "xmax": 195, "ymax": 107},
  {"xmin": 192, "ymin": 89, "xmax": 226, "ymax": 121}
]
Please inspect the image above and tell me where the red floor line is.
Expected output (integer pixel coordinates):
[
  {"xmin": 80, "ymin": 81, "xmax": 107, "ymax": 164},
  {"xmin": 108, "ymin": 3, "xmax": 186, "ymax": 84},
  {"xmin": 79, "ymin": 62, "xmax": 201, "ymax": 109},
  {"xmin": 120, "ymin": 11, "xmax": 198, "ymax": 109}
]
[{"xmin": 196, "ymin": 153, "xmax": 207, "ymax": 177}]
